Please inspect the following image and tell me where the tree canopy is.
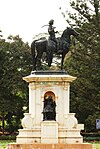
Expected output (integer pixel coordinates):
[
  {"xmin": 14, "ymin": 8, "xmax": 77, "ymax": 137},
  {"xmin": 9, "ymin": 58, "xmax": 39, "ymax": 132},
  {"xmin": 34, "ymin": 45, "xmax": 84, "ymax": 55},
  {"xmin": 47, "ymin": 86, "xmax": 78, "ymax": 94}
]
[
  {"xmin": 0, "ymin": 33, "xmax": 31, "ymax": 133},
  {"xmin": 62, "ymin": 0, "xmax": 100, "ymax": 131}
]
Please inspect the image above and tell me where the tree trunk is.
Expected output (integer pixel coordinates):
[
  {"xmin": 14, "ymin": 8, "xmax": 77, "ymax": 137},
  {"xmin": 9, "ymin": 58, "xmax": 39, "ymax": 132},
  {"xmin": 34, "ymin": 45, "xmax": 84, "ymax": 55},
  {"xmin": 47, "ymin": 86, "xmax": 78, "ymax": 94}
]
[{"xmin": 2, "ymin": 111, "xmax": 5, "ymax": 135}]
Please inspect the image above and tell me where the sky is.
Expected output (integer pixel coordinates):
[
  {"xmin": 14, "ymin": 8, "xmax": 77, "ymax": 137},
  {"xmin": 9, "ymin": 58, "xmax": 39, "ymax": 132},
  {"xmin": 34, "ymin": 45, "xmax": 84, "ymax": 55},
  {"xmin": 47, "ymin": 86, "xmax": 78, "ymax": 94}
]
[{"xmin": 0, "ymin": 0, "xmax": 71, "ymax": 44}]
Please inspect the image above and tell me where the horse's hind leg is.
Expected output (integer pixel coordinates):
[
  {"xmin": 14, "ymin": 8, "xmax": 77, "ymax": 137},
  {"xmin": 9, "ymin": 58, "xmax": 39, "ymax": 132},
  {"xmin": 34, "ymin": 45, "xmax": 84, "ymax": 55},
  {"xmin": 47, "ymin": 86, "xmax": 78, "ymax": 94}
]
[
  {"xmin": 31, "ymin": 51, "xmax": 36, "ymax": 71},
  {"xmin": 36, "ymin": 50, "xmax": 43, "ymax": 70},
  {"xmin": 31, "ymin": 41, "xmax": 37, "ymax": 71},
  {"xmin": 46, "ymin": 48, "xmax": 53, "ymax": 67}
]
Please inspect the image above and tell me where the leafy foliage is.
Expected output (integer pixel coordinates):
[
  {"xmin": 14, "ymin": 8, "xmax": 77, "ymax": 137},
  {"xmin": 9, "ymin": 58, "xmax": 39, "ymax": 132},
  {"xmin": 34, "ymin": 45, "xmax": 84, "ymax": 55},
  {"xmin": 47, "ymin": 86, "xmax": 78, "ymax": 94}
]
[
  {"xmin": 63, "ymin": 0, "xmax": 100, "ymax": 131},
  {"xmin": 0, "ymin": 33, "xmax": 31, "ymax": 133}
]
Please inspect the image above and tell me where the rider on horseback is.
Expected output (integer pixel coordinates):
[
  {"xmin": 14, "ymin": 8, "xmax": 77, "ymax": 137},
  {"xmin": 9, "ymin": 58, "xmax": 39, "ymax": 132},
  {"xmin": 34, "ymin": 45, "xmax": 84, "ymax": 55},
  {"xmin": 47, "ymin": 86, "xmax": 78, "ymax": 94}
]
[{"xmin": 48, "ymin": 19, "xmax": 58, "ymax": 50}]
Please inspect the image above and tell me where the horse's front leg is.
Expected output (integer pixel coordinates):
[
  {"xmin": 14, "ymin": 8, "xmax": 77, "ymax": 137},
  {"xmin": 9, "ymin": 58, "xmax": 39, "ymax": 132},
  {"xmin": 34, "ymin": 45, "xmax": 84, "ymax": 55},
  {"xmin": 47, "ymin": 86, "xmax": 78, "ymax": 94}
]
[{"xmin": 61, "ymin": 53, "xmax": 65, "ymax": 70}]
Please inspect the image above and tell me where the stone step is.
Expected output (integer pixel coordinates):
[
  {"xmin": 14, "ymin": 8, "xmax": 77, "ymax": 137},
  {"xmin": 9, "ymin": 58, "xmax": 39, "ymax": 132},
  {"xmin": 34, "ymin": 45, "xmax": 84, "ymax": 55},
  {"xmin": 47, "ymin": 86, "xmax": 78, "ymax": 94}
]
[{"xmin": 7, "ymin": 143, "xmax": 92, "ymax": 149}]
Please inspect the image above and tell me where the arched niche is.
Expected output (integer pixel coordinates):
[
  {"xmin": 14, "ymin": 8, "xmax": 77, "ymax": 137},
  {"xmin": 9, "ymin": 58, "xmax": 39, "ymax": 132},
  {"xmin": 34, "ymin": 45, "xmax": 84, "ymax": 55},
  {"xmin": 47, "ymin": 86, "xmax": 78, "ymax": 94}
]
[
  {"xmin": 44, "ymin": 91, "xmax": 55, "ymax": 101},
  {"xmin": 43, "ymin": 91, "xmax": 56, "ymax": 121}
]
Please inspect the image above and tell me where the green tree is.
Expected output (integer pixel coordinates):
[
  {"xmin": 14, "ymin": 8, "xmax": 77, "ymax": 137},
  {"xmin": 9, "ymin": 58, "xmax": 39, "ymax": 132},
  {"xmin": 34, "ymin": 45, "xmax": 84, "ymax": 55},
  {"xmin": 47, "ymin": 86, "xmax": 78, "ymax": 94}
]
[
  {"xmin": 0, "ymin": 33, "xmax": 31, "ymax": 133},
  {"xmin": 62, "ymin": 0, "xmax": 100, "ymax": 131}
]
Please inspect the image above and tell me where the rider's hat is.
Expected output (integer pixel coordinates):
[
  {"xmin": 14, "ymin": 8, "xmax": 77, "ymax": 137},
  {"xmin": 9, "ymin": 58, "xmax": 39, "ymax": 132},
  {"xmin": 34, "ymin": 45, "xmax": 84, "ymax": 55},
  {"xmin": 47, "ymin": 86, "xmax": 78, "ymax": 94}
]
[{"xmin": 49, "ymin": 19, "xmax": 54, "ymax": 25}]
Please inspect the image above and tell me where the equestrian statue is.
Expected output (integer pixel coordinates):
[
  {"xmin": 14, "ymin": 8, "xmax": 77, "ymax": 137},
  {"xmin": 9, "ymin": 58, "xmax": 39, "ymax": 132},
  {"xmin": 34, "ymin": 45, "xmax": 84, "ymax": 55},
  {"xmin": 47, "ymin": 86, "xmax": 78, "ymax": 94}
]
[{"xmin": 31, "ymin": 19, "xmax": 79, "ymax": 70}]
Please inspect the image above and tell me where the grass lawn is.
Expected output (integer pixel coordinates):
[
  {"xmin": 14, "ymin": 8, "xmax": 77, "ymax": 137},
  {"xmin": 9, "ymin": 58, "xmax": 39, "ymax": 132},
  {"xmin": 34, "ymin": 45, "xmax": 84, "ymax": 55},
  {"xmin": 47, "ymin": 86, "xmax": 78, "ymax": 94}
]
[
  {"xmin": 91, "ymin": 142, "xmax": 100, "ymax": 149},
  {"xmin": 0, "ymin": 140, "xmax": 15, "ymax": 149},
  {"xmin": 0, "ymin": 141, "xmax": 100, "ymax": 149}
]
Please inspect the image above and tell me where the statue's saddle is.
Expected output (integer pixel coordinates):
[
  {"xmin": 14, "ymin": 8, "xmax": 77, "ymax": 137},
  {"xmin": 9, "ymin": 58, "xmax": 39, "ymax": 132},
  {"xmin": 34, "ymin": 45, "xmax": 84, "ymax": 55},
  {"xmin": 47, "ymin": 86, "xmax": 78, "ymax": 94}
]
[{"xmin": 35, "ymin": 37, "xmax": 47, "ymax": 43}]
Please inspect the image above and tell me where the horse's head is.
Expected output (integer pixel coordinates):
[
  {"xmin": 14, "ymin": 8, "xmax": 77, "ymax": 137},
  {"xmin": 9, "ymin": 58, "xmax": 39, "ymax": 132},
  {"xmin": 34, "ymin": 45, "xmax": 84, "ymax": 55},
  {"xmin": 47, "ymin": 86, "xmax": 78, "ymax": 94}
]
[
  {"xmin": 61, "ymin": 27, "xmax": 79, "ymax": 39},
  {"xmin": 67, "ymin": 27, "xmax": 79, "ymax": 37}
]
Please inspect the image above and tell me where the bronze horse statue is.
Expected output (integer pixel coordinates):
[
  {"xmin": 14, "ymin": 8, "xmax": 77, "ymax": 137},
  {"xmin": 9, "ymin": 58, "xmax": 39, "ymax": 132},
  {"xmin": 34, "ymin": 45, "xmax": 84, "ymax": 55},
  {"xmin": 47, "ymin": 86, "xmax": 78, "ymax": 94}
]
[{"xmin": 31, "ymin": 27, "xmax": 79, "ymax": 70}]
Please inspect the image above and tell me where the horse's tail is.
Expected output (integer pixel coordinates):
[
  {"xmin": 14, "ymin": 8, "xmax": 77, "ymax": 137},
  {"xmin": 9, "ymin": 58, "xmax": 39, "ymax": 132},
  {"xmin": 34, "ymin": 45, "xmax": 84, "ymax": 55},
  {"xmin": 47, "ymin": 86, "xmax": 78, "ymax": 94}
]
[{"xmin": 31, "ymin": 40, "xmax": 37, "ymax": 70}]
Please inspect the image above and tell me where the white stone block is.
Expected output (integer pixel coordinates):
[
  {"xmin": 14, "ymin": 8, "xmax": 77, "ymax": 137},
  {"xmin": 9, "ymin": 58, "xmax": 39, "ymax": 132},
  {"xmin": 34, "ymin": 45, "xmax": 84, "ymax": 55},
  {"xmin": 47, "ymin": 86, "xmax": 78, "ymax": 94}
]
[
  {"xmin": 22, "ymin": 113, "xmax": 34, "ymax": 129},
  {"xmin": 66, "ymin": 113, "xmax": 78, "ymax": 129},
  {"xmin": 41, "ymin": 121, "xmax": 58, "ymax": 143},
  {"xmin": 77, "ymin": 124, "xmax": 84, "ymax": 130}
]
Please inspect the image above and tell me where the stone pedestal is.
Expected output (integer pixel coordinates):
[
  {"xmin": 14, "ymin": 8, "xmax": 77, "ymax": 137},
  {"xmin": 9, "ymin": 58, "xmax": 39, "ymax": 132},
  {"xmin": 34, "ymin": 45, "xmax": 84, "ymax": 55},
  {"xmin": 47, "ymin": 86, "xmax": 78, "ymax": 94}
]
[
  {"xmin": 15, "ymin": 71, "xmax": 90, "ymax": 148},
  {"xmin": 41, "ymin": 121, "xmax": 58, "ymax": 144}
]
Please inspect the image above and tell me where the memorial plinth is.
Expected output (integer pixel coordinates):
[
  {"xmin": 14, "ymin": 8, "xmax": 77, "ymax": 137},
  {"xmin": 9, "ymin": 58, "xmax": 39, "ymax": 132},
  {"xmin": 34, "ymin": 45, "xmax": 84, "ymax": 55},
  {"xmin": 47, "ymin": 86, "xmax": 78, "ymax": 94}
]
[{"xmin": 8, "ymin": 71, "xmax": 92, "ymax": 148}]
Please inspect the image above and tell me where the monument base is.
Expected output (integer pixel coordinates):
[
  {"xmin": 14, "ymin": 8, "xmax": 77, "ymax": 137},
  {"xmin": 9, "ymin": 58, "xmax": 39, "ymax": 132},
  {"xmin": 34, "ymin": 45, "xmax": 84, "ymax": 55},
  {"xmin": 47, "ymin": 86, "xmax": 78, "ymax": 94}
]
[
  {"xmin": 14, "ymin": 71, "xmax": 88, "ymax": 148},
  {"xmin": 17, "ymin": 119, "xmax": 84, "ymax": 144},
  {"xmin": 16, "ymin": 128, "xmax": 41, "ymax": 144},
  {"xmin": 7, "ymin": 143, "xmax": 92, "ymax": 149}
]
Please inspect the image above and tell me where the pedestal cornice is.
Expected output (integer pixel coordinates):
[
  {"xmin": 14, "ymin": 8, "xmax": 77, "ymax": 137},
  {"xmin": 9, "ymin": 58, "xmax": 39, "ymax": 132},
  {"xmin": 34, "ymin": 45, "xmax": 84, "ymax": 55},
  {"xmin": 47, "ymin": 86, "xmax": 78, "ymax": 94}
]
[{"xmin": 23, "ymin": 71, "xmax": 76, "ymax": 83}]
